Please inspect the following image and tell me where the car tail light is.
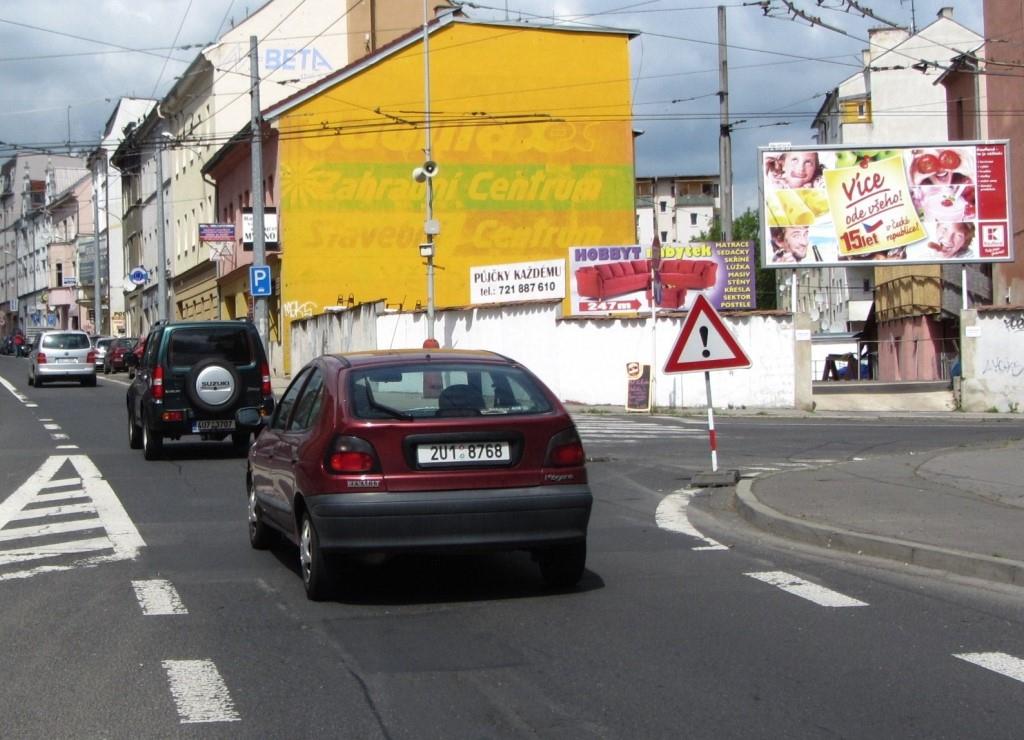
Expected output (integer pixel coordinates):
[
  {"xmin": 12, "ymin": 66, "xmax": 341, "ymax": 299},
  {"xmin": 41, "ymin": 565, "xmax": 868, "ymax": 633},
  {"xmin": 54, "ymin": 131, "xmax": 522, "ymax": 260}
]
[
  {"xmin": 260, "ymin": 361, "xmax": 272, "ymax": 396},
  {"xmin": 87, "ymin": 350, "xmax": 96, "ymax": 364},
  {"xmin": 324, "ymin": 435, "xmax": 379, "ymax": 474},
  {"xmin": 152, "ymin": 364, "xmax": 164, "ymax": 401},
  {"xmin": 545, "ymin": 428, "xmax": 586, "ymax": 467},
  {"xmin": 36, "ymin": 352, "xmax": 47, "ymax": 364}
]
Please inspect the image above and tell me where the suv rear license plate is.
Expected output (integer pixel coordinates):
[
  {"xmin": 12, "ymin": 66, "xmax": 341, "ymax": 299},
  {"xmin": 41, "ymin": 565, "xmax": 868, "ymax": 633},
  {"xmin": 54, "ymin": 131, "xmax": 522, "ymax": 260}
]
[
  {"xmin": 193, "ymin": 420, "xmax": 235, "ymax": 432},
  {"xmin": 417, "ymin": 441, "xmax": 510, "ymax": 465}
]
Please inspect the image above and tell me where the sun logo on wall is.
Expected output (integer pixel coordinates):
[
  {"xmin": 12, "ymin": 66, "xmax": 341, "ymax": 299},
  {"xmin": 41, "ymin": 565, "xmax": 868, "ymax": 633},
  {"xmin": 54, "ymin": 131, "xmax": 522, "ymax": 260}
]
[{"xmin": 281, "ymin": 160, "xmax": 339, "ymax": 209}]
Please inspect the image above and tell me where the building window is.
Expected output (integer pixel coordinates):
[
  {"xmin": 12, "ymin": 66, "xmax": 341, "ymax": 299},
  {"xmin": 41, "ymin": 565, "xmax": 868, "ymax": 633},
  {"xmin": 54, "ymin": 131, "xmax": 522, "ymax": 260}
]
[
  {"xmin": 56, "ymin": 262, "xmax": 63, "ymax": 287},
  {"xmin": 690, "ymin": 213, "xmax": 698, "ymax": 226},
  {"xmin": 659, "ymin": 201, "xmax": 667, "ymax": 213},
  {"xmin": 660, "ymin": 231, "xmax": 668, "ymax": 242}
]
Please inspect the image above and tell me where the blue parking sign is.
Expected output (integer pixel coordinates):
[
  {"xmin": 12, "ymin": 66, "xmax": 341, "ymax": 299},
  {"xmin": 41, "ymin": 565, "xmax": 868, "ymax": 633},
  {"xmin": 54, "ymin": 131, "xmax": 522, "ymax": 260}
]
[{"xmin": 250, "ymin": 265, "xmax": 272, "ymax": 297}]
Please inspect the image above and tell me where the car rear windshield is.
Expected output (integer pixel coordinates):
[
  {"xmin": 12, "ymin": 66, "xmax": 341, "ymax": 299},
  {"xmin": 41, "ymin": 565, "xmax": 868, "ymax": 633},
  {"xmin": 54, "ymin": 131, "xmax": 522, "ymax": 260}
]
[
  {"xmin": 168, "ymin": 327, "xmax": 255, "ymax": 367},
  {"xmin": 41, "ymin": 333, "xmax": 90, "ymax": 350},
  {"xmin": 349, "ymin": 362, "xmax": 553, "ymax": 419}
]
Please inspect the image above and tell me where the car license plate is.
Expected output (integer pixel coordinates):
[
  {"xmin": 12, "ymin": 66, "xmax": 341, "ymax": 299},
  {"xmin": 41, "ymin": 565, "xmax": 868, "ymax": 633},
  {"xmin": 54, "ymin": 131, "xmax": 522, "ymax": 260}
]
[
  {"xmin": 58, "ymin": 357, "xmax": 78, "ymax": 363},
  {"xmin": 192, "ymin": 419, "xmax": 235, "ymax": 432},
  {"xmin": 417, "ymin": 441, "xmax": 510, "ymax": 465}
]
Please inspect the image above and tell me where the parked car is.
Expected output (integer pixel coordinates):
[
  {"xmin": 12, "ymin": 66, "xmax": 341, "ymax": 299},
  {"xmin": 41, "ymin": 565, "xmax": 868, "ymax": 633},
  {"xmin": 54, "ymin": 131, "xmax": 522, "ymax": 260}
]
[
  {"xmin": 28, "ymin": 330, "xmax": 97, "ymax": 387},
  {"xmin": 246, "ymin": 349, "xmax": 593, "ymax": 600},
  {"xmin": 127, "ymin": 336, "xmax": 146, "ymax": 379},
  {"xmin": 92, "ymin": 336, "xmax": 115, "ymax": 371},
  {"xmin": 103, "ymin": 337, "xmax": 138, "ymax": 374},
  {"xmin": 126, "ymin": 319, "xmax": 274, "ymax": 460}
]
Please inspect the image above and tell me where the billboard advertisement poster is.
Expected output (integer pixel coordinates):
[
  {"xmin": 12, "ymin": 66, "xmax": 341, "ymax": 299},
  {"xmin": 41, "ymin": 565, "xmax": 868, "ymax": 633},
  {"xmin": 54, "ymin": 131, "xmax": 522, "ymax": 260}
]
[
  {"xmin": 469, "ymin": 258, "xmax": 566, "ymax": 305},
  {"xmin": 759, "ymin": 141, "xmax": 1013, "ymax": 268},
  {"xmin": 568, "ymin": 242, "xmax": 755, "ymax": 315}
]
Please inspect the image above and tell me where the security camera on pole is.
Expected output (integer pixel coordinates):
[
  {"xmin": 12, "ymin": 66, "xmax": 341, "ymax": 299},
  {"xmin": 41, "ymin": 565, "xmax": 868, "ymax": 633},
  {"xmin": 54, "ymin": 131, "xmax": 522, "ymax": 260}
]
[{"xmin": 415, "ymin": 0, "xmax": 439, "ymax": 346}]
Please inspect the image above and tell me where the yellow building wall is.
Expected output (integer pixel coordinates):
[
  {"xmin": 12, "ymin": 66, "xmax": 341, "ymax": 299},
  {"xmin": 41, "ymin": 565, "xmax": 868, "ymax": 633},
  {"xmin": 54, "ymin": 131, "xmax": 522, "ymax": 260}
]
[{"xmin": 276, "ymin": 23, "xmax": 636, "ymax": 372}]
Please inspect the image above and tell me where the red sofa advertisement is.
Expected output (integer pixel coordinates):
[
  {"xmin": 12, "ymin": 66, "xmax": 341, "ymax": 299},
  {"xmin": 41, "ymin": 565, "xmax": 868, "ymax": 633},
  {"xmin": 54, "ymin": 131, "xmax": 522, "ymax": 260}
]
[{"xmin": 568, "ymin": 242, "xmax": 755, "ymax": 315}]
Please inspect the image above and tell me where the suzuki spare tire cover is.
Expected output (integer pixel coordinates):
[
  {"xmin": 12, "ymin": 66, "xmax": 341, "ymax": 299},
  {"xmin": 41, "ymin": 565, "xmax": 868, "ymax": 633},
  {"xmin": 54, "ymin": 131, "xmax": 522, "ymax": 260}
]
[{"xmin": 186, "ymin": 358, "xmax": 242, "ymax": 413}]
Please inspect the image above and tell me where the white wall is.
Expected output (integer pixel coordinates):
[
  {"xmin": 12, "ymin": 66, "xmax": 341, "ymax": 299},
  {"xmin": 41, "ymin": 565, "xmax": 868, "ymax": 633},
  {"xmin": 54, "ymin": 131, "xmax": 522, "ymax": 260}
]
[
  {"xmin": 291, "ymin": 302, "xmax": 798, "ymax": 409},
  {"xmin": 960, "ymin": 308, "xmax": 1024, "ymax": 412}
]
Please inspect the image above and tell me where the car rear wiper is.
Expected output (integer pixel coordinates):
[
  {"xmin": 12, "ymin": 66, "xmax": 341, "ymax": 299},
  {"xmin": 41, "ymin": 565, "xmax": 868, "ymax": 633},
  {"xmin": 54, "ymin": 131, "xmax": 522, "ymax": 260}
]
[{"xmin": 361, "ymin": 386, "xmax": 413, "ymax": 420}]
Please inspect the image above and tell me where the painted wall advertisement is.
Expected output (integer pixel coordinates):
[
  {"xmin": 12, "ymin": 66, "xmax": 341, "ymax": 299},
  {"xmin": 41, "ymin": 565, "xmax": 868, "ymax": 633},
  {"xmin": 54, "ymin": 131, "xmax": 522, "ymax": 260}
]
[
  {"xmin": 567, "ymin": 241, "xmax": 755, "ymax": 315},
  {"xmin": 470, "ymin": 258, "xmax": 566, "ymax": 305},
  {"xmin": 760, "ymin": 141, "xmax": 1012, "ymax": 268}
]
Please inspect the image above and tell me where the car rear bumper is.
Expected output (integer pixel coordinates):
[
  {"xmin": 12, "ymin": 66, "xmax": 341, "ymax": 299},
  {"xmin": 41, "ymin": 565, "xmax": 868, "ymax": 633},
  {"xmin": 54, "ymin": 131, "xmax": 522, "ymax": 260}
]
[
  {"xmin": 37, "ymin": 364, "xmax": 96, "ymax": 378},
  {"xmin": 306, "ymin": 485, "xmax": 593, "ymax": 554}
]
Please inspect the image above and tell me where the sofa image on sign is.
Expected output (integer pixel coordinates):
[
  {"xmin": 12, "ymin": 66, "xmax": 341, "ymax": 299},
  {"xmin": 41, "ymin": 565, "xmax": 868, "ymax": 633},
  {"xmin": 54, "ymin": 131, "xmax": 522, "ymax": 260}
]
[{"xmin": 574, "ymin": 259, "xmax": 717, "ymax": 308}]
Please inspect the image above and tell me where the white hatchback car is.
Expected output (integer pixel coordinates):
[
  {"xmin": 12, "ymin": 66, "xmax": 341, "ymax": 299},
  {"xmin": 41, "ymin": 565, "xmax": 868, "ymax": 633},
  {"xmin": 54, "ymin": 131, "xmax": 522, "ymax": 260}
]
[{"xmin": 29, "ymin": 330, "xmax": 97, "ymax": 387}]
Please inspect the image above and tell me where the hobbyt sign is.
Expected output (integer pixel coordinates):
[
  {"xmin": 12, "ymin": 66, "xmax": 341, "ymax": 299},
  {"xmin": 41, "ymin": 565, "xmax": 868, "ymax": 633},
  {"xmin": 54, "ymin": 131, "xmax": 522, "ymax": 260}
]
[{"xmin": 664, "ymin": 294, "xmax": 752, "ymax": 374}]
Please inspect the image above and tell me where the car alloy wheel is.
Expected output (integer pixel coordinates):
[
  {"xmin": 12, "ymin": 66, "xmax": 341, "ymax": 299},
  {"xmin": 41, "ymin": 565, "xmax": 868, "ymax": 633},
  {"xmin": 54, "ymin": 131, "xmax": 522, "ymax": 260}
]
[
  {"xmin": 248, "ymin": 479, "xmax": 272, "ymax": 550},
  {"xmin": 142, "ymin": 413, "xmax": 163, "ymax": 460},
  {"xmin": 299, "ymin": 513, "xmax": 330, "ymax": 601}
]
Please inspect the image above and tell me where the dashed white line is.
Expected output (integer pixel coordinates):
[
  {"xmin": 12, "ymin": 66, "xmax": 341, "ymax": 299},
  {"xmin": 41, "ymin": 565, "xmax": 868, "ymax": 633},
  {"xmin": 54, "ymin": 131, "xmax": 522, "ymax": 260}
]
[
  {"xmin": 162, "ymin": 660, "xmax": 240, "ymax": 724},
  {"xmin": 43, "ymin": 423, "xmax": 60, "ymax": 430},
  {"xmin": 655, "ymin": 490, "xmax": 728, "ymax": 550},
  {"xmin": 955, "ymin": 652, "xmax": 1024, "ymax": 684},
  {"xmin": 745, "ymin": 571, "xmax": 868, "ymax": 607},
  {"xmin": 132, "ymin": 579, "xmax": 188, "ymax": 616}
]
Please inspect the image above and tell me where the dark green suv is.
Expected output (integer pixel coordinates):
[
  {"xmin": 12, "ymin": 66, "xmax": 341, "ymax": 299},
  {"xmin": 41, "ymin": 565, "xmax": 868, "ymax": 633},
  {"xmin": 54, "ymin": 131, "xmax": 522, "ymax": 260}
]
[{"xmin": 126, "ymin": 319, "xmax": 275, "ymax": 460}]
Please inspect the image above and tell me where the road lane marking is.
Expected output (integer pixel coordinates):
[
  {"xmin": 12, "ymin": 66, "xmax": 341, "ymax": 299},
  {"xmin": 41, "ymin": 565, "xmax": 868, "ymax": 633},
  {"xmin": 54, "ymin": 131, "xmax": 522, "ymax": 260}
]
[
  {"xmin": 0, "ymin": 374, "xmax": 34, "ymax": 407},
  {"xmin": 955, "ymin": 652, "xmax": 1024, "ymax": 684},
  {"xmin": 132, "ymin": 580, "xmax": 188, "ymax": 616},
  {"xmin": 43, "ymin": 423, "xmax": 60, "ymax": 430},
  {"xmin": 162, "ymin": 660, "xmax": 240, "ymax": 724},
  {"xmin": 745, "ymin": 571, "xmax": 868, "ymax": 607},
  {"xmin": 656, "ymin": 490, "xmax": 728, "ymax": 550},
  {"xmin": 0, "ymin": 455, "xmax": 145, "ymax": 581}
]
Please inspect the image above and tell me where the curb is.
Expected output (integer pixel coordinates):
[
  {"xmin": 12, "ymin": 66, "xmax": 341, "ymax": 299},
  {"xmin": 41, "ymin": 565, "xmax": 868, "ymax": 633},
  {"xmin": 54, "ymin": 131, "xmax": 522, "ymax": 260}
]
[{"xmin": 734, "ymin": 478, "xmax": 1024, "ymax": 588}]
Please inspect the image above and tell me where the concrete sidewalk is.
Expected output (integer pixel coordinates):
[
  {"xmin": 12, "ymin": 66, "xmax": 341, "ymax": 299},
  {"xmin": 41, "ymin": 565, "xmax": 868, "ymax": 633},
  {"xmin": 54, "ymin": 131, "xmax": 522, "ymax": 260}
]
[{"xmin": 733, "ymin": 440, "xmax": 1024, "ymax": 587}]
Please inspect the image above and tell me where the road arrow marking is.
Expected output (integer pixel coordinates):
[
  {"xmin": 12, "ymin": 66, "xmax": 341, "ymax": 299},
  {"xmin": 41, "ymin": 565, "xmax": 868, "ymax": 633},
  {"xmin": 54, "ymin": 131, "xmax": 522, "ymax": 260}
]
[{"xmin": 0, "ymin": 455, "xmax": 145, "ymax": 581}]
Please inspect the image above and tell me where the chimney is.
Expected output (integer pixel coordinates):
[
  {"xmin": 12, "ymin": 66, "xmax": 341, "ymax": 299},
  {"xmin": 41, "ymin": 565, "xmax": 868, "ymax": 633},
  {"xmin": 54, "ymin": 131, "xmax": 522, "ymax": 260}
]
[{"xmin": 938, "ymin": 7, "xmax": 953, "ymax": 20}]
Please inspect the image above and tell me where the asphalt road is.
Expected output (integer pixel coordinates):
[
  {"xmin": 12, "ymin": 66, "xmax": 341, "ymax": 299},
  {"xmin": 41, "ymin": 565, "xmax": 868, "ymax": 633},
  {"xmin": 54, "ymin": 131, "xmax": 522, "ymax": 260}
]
[{"xmin": 2, "ymin": 354, "xmax": 1024, "ymax": 738}]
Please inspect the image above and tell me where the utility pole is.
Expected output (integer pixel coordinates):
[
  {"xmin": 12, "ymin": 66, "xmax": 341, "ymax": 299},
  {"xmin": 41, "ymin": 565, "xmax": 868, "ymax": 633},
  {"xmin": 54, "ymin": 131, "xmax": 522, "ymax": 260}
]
[
  {"xmin": 92, "ymin": 167, "xmax": 102, "ymax": 335},
  {"xmin": 718, "ymin": 5, "xmax": 733, "ymax": 242},
  {"xmin": 156, "ymin": 135, "xmax": 168, "ymax": 322},
  {"xmin": 250, "ymin": 35, "xmax": 268, "ymax": 350},
  {"xmin": 421, "ymin": 0, "xmax": 437, "ymax": 344}
]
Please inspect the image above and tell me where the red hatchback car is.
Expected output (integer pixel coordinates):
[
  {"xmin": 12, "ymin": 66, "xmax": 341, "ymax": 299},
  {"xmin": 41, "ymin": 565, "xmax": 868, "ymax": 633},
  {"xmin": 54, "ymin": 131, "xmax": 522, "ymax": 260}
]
[{"xmin": 247, "ymin": 349, "xmax": 592, "ymax": 600}]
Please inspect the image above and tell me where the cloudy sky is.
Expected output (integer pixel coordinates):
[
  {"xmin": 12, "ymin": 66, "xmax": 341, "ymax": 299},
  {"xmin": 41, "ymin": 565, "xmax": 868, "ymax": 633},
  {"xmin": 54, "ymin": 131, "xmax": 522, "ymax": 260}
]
[{"xmin": 0, "ymin": 0, "xmax": 984, "ymax": 213}]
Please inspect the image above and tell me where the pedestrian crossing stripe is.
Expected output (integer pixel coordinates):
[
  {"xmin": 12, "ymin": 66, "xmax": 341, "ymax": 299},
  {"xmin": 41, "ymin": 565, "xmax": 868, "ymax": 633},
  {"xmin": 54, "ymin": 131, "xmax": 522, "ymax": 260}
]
[{"xmin": 0, "ymin": 455, "xmax": 145, "ymax": 581}]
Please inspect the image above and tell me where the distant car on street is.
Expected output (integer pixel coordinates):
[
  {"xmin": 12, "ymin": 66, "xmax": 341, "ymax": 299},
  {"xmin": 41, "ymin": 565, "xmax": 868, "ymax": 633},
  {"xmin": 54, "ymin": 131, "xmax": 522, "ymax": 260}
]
[
  {"xmin": 246, "ymin": 349, "xmax": 593, "ymax": 600},
  {"xmin": 92, "ymin": 336, "xmax": 115, "ymax": 371},
  {"xmin": 103, "ymin": 337, "xmax": 138, "ymax": 374},
  {"xmin": 28, "ymin": 330, "xmax": 97, "ymax": 387}
]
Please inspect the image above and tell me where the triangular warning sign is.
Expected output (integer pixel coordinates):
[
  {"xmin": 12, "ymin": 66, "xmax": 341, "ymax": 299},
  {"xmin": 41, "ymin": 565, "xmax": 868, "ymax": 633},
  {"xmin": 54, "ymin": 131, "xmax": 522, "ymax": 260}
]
[{"xmin": 664, "ymin": 294, "xmax": 752, "ymax": 374}]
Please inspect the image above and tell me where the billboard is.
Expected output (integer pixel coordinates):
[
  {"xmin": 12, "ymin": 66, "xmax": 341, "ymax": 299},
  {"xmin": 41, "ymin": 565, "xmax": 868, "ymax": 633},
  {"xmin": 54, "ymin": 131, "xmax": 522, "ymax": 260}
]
[
  {"xmin": 470, "ymin": 258, "xmax": 565, "ymax": 305},
  {"xmin": 759, "ymin": 141, "xmax": 1012, "ymax": 268},
  {"xmin": 568, "ymin": 241, "xmax": 755, "ymax": 315}
]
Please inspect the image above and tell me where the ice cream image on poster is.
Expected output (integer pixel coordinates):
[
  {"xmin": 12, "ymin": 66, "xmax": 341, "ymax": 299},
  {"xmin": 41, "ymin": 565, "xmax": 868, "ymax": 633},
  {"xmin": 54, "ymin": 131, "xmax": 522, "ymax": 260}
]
[{"xmin": 825, "ymin": 152, "xmax": 926, "ymax": 257}]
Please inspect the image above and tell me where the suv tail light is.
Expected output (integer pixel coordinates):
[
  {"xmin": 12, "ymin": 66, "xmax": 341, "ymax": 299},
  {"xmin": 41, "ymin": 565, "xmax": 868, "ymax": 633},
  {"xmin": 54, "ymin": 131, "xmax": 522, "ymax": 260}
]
[
  {"xmin": 36, "ymin": 352, "xmax": 47, "ymax": 364},
  {"xmin": 324, "ymin": 435, "xmax": 380, "ymax": 474},
  {"xmin": 152, "ymin": 364, "xmax": 164, "ymax": 401},
  {"xmin": 260, "ymin": 361, "xmax": 272, "ymax": 397},
  {"xmin": 545, "ymin": 428, "xmax": 586, "ymax": 467}
]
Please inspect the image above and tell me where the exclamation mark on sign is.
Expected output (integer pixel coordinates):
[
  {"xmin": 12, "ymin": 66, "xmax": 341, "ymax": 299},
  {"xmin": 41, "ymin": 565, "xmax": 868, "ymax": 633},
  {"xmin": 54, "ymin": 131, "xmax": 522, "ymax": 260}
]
[{"xmin": 699, "ymin": 326, "xmax": 710, "ymax": 358}]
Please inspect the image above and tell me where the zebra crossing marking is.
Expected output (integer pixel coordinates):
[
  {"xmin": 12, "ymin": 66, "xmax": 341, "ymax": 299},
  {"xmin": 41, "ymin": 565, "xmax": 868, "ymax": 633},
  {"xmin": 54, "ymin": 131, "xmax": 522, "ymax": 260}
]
[{"xmin": 0, "ymin": 455, "xmax": 145, "ymax": 581}]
